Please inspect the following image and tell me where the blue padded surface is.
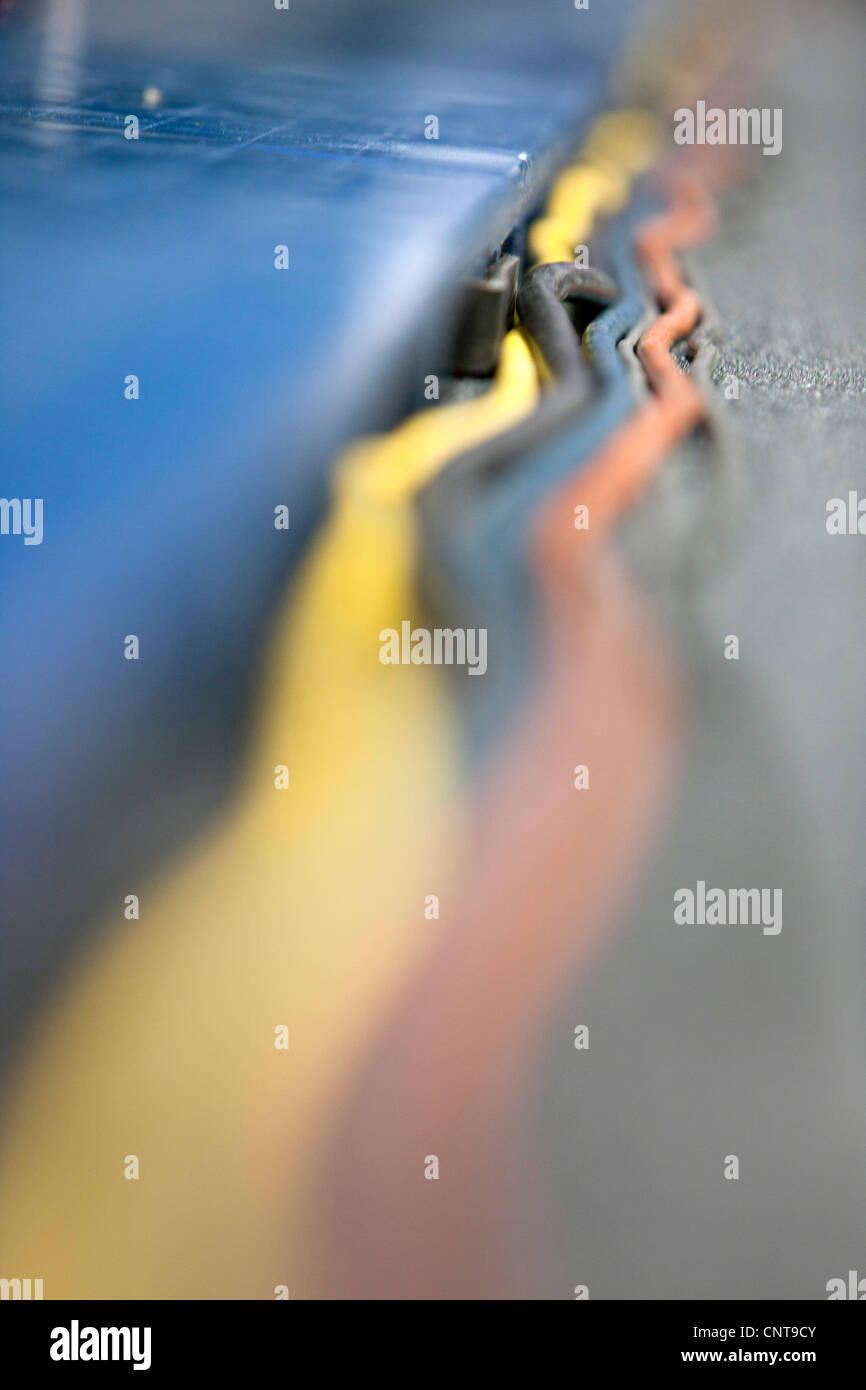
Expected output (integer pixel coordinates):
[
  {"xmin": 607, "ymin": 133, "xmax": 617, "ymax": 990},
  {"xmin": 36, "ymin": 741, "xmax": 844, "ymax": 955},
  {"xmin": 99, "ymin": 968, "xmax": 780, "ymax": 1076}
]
[{"xmin": 0, "ymin": 0, "xmax": 634, "ymax": 1033}]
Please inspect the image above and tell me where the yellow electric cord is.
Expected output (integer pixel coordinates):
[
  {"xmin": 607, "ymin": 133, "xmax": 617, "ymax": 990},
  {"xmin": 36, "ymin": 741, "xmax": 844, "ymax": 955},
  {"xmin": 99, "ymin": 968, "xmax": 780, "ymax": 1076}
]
[
  {"xmin": 528, "ymin": 109, "xmax": 659, "ymax": 265},
  {"xmin": 0, "ymin": 335, "xmax": 538, "ymax": 1299},
  {"xmin": 0, "ymin": 107, "xmax": 659, "ymax": 1300}
]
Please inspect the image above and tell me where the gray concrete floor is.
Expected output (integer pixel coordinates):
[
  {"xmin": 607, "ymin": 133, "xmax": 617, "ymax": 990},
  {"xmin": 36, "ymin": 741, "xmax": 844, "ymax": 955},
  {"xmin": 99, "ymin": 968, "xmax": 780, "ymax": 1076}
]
[{"xmin": 536, "ymin": 0, "xmax": 866, "ymax": 1299}]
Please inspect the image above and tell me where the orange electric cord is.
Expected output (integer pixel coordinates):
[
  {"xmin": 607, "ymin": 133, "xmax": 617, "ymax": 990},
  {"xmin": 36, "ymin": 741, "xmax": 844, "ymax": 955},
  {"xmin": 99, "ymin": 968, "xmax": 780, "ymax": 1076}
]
[
  {"xmin": 533, "ymin": 171, "xmax": 714, "ymax": 572},
  {"xmin": 314, "ymin": 172, "xmax": 720, "ymax": 1300}
]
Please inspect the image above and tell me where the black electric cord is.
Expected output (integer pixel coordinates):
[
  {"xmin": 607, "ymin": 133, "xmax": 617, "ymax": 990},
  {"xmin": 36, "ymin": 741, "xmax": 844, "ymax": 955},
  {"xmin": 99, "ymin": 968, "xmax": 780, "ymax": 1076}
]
[{"xmin": 516, "ymin": 262, "xmax": 617, "ymax": 383}]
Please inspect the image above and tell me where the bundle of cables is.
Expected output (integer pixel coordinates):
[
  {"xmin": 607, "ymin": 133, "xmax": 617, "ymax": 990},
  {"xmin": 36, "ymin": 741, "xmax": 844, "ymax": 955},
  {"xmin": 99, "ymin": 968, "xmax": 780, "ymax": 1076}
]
[{"xmin": 0, "ymin": 11, "xmax": 753, "ymax": 1300}]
